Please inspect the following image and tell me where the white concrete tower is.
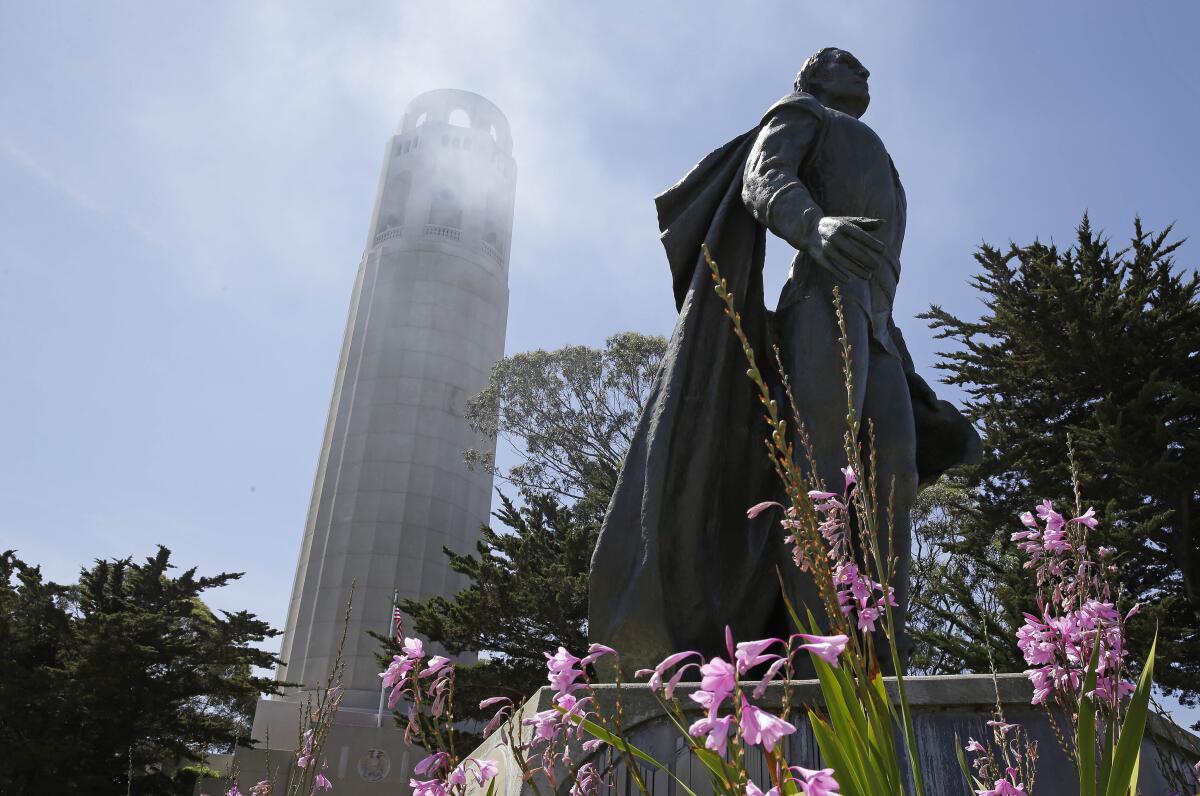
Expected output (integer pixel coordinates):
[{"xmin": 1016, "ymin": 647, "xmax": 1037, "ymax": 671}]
[{"xmin": 277, "ymin": 89, "xmax": 515, "ymax": 711}]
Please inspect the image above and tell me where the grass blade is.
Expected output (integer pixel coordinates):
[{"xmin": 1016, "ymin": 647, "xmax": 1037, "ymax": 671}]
[{"xmin": 1103, "ymin": 631, "xmax": 1156, "ymax": 796}]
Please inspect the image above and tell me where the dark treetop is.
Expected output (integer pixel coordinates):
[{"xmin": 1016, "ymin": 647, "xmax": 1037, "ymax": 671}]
[{"xmin": 588, "ymin": 48, "xmax": 979, "ymax": 675}]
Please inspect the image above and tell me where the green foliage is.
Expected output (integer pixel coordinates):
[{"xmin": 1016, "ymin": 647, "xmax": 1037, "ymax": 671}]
[
  {"xmin": 464, "ymin": 331, "xmax": 666, "ymax": 514},
  {"xmin": 911, "ymin": 216, "xmax": 1200, "ymax": 710},
  {"xmin": 390, "ymin": 492, "xmax": 594, "ymax": 728},
  {"xmin": 0, "ymin": 547, "xmax": 284, "ymax": 795}
]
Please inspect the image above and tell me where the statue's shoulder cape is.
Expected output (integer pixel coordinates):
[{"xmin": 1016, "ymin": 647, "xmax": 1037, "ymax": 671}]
[{"xmin": 655, "ymin": 91, "xmax": 824, "ymax": 310}]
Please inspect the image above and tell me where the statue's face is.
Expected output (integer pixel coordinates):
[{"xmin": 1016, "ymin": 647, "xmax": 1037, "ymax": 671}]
[{"xmin": 815, "ymin": 50, "xmax": 871, "ymax": 118}]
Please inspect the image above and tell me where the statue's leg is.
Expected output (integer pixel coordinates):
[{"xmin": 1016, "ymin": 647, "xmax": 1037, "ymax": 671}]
[{"xmin": 860, "ymin": 346, "xmax": 918, "ymax": 670}]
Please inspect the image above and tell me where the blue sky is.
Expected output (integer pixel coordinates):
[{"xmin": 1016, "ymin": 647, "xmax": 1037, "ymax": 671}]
[{"xmin": 2, "ymin": 0, "xmax": 1198, "ymax": 713}]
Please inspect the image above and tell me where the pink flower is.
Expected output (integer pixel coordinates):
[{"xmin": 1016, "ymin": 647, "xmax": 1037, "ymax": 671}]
[
  {"xmin": 581, "ymin": 643, "xmax": 616, "ymax": 666},
  {"xmin": 856, "ymin": 606, "xmax": 880, "ymax": 632},
  {"xmin": 313, "ymin": 772, "xmax": 332, "ymax": 791},
  {"xmin": 735, "ymin": 638, "xmax": 782, "ymax": 674},
  {"xmin": 409, "ymin": 779, "xmax": 446, "ymax": 796},
  {"xmin": 420, "ymin": 655, "xmax": 452, "ymax": 678},
  {"xmin": 688, "ymin": 713, "xmax": 735, "ymax": 757},
  {"xmin": 248, "ymin": 782, "xmax": 272, "ymax": 796},
  {"xmin": 739, "ymin": 696, "xmax": 796, "ymax": 750},
  {"xmin": 840, "ymin": 466, "xmax": 856, "ymax": 490},
  {"xmin": 745, "ymin": 782, "xmax": 781, "ymax": 796},
  {"xmin": 790, "ymin": 765, "xmax": 840, "ymax": 795},
  {"xmin": 403, "ymin": 637, "xmax": 426, "ymax": 659},
  {"xmin": 225, "ymin": 786, "xmax": 242, "ymax": 796},
  {"xmin": 451, "ymin": 758, "xmax": 498, "ymax": 786},
  {"xmin": 1071, "ymin": 507, "xmax": 1098, "ymax": 529},
  {"xmin": 796, "ymin": 633, "xmax": 848, "ymax": 667},
  {"xmin": 571, "ymin": 762, "xmax": 601, "ymax": 796},
  {"xmin": 524, "ymin": 708, "xmax": 561, "ymax": 742},
  {"xmin": 414, "ymin": 752, "xmax": 450, "ymax": 776},
  {"xmin": 747, "ymin": 500, "xmax": 783, "ymax": 518},
  {"xmin": 380, "ymin": 655, "xmax": 414, "ymax": 689},
  {"xmin": 636, "ymin": 650, "xmax": 702, "ymax": 698},
  {"xmin": 976, "ymin": 779, "xmax": 1026, "ymax": 796},
  {"xmin": 479, "ymin": 696, "xmax": 511, "ymax": 710},
  {"xmin": 965, "ymin": 737, "xmax": 986, "ymax": 753},
  {"xmin": 693, "ymin": 657, "xmax": 735, "ymax": 712},
  {"xmin": 545, "ymin": 647, "xmax": 583, "ymax": 694}
]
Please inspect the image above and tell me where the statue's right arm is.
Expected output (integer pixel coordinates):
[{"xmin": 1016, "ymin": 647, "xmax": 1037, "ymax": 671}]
[{"xmin": 741, "ymin": 106, "xmax": 825, "ymax": 253}]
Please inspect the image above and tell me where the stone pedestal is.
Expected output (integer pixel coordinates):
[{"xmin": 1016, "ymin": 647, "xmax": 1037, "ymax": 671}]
[{"xmin": 465, "ymin": 674, "xmax": 1200, "ymax": 795}]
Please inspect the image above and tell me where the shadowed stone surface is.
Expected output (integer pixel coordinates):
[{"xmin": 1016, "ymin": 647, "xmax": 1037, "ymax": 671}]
[{"xmin": 466, "ymin": 675, "xmax": 1200, "ymax": 795}]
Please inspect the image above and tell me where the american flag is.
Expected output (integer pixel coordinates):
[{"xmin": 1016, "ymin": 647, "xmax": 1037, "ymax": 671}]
[{"xmin": 391, "ymin": 604, "xmax": 404, "ymax": 641}]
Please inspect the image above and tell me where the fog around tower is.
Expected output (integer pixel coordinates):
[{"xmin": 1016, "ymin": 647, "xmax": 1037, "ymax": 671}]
[{"xmin": 1, "ymin": 0, "xmax": 1198, "ymax": 727}]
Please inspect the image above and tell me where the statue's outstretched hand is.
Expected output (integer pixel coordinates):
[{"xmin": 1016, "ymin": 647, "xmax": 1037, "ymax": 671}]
[{"xmin": 806, "ymin": 216, "xmax": 887, "ymax": 282}]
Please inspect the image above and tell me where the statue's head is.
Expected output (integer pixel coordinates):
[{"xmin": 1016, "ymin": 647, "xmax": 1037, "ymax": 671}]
[{"xmin": 794, "ymin": 47, "xmax": 870, "ymax": 118}]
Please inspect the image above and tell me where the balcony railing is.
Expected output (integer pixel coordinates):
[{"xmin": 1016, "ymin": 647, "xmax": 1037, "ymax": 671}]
[
  {"xmin": 482, "ymin": 240, "xmax": 505, "ymax": 264},
  {"xmin": 373, "ymin": 226, "xmax": 403, "ymax": 245},
  {"xmin": 424, "ymin": 224, "xmax": 462, "ymax": 241}
]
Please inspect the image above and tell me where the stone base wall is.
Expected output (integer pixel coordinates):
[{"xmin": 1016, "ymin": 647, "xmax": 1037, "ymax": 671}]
[{"xmin": 465, "ymin": 674, "xmax": 1200, "ymax": 796}]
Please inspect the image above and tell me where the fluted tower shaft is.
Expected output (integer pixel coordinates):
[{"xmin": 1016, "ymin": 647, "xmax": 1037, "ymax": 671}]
[{"xmin": 278, "ymin": 90, "xmax": 515, "ymax": 709}]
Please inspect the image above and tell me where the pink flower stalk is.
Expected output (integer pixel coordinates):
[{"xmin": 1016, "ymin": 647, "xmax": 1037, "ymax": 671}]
[
  {"xmin": 1012, "ymin": 500, "xmax": 1133, "ymax": 708},
  {"xmin": 790, "ymin": 765, "xmax": 841, "ymax": 795},
  {"xmin": 796, "ymin": 633, "xmax": 848, "ymax": 667},
  {"xmin": 739, "ymin": 696, "xmax": 796, "ymax": 750},
  {"xmin": 296, "ymin": 729, "xmax": 314, "ymax": 768}
]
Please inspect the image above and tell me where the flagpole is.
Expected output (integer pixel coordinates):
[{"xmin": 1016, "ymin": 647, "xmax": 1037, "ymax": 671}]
[{"xmin": 377, "ymin": 588, "xmax": 400, "ymax": 728}]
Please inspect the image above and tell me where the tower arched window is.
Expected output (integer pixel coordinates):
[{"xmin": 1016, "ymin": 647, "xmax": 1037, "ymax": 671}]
[
  {"xmin": 428, "ymin": 187, "xmax": 463, "ymax": 230},
  {"xmin": 483, "ymin": 191, "xmax": 509, "ymax": 253},
  {"xmin": 448, "ymin": 108, "xmax": 470, "ymax": 128},
  {"xmin": 379, "ymin": 170, "xmax": 412, "ymax": 232}
]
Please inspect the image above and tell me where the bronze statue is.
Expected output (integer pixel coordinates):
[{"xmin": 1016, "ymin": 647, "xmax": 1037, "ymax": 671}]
[{"xmin": 589, "ymin": 48, "xmax": 980, "ymax": 675}]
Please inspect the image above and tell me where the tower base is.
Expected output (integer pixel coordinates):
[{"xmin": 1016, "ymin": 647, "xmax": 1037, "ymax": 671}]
[{"xmin": 194, "ymin": 697, "xmax": 422, "ymax": 795}]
